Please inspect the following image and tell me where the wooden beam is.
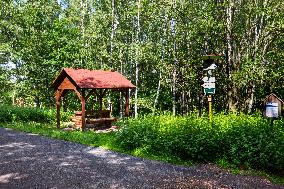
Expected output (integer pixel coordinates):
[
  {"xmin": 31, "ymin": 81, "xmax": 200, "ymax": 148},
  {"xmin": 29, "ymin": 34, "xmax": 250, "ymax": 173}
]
[
  {"xmin": 56, "ymin": 100, "xmax": 61, "ymax": 129},
  {"xmin": 81, "ymin": 90, "xmax": 86, "ymax": 131},
  {"xmin": 55, "ymin": 89, "xmax": 64, "ymax": 129},
  {"xmin": 71, "ymin": 88, "xmax": 86, "ymax": 130},
  {"xmin": 124, "ymin": 89, "xmax": 130, "ymax": 117},
  {"xmin": 74, "ymin": 88, "xmax": 83, "ymax": 100}
]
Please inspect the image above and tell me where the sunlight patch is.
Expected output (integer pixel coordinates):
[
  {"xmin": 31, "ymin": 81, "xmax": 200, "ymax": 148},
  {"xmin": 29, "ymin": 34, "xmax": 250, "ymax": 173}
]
[{"xmin": 0, "ymin": 173, "xmax": 26, "ymax": 183}]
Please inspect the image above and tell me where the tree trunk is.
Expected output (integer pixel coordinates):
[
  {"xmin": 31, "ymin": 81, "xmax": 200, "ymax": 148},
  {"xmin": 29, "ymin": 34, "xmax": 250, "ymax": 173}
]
[
  {"xmin": 226, "ymin": 0, "xmax": 237, "ymax": 112},
  {"xmin": 248, "ymin": 82, "xmax": 255, "ymax": 113},
  {"xmin": 172, "ymin": 0, "xmax": 177, "ymax": 116},
  {"xmin": 172, "ymin": 67, "xmax": 176, "ymax": 116},
  {"xmin": 134, "ymin": 0, "xmax": 141, "ymax": 118},
  {"xmin": 80, "ymin": 0, "xmax": 86, "ymax": 67},
  {"xmin": 154, "ymin": 71, "xmax": 161, "ymax": 111},
  {"xmin": 110, "ymin": 0, "xmax": 115, "ymax": 68}
]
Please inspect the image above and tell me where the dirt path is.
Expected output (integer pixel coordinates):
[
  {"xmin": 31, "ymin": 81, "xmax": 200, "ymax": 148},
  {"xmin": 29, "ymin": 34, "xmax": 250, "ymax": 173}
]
[{"xmin": 0, "ymin": 127, "xmax": 282, "ymax": 189}]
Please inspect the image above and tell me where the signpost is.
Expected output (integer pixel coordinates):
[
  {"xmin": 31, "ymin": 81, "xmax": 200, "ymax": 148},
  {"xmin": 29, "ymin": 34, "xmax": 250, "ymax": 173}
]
[{"xmin": 202, "ymin": 63, "xmax": 217, "ymax": 122}]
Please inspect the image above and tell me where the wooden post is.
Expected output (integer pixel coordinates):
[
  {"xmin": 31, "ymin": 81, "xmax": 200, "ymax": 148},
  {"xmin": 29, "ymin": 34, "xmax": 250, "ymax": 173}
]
[
  {"xmin": 81, "ymin": 90, "xmax": 86, "ymax": 131},
  {"xmin": 208, "ymin": 95, "xmax": 212, "ymax": 123},
  {"xmin": 55, "ymin": 89, "xmax": 63, "ymax": 129},
  {"xmin": 56, "ymin": 100, "xmax": 61, "ymax": 129},
  {"xmin": 125, "ymin": 89, "xmax": 130, "ymax": 117}
]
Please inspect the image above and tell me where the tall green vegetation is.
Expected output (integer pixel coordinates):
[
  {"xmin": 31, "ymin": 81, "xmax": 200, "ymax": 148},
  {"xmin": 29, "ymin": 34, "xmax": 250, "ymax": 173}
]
[
  {"xmin": 0, "ymin": 105, "xmax": 71, "ymax": 123},
  {"xmin": 0, "ymin": 0, "xmax": 283, "ymax": 114},
  {"xmin": 116, "ymin": 113, "xmax": 284, "ymax": 174}
]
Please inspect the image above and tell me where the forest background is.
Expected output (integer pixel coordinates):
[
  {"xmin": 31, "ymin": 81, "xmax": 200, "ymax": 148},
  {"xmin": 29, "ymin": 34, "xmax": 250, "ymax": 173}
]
[{"xmin": 1, "ymin": 0, "xmax": 284, "ymax": 116}]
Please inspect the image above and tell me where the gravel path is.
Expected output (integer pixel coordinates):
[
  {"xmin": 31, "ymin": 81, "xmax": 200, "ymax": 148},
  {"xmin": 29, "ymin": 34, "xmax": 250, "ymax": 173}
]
[{"xmin": 0, "ymin": 127, "xmax": 283, "ymax": 189}]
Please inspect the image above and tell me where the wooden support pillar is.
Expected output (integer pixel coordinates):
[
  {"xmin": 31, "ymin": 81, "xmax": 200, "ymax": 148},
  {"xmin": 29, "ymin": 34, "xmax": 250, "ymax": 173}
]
[
  {"xmin": 81, "ymin": 90, "xmax": 86, "ymax": 131},
  {"xmin": 73, "ymin": 88, "xmax": 86, "ymax": 131},
  {"xmin": 56, "ymin": 100, "xmax": 60, "ymax": 129},
  {"xmin": 55, "ymin": 89, "xmax": 64, "ymax": 129},
  {"xmin": 124, "ymin": 89, "xmax": 130, "ymax": 117}
]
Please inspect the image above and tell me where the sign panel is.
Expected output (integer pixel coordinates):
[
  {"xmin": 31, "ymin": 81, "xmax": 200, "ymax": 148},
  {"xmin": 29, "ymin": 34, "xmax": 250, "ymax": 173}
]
[
  {"xmin": 265, "ymin": 103, "xmax": 279, "ymax": 118},
  {"xmin": 202, "ymin": 77, "xmax": 215, "ymax": 83},
  {"xmin": 202, "ymin": 83, "xmax": 215, "ymax": 89},
  {"xmin": 204, "ymin": 88, "xmax": 215, "ymax": 95}
]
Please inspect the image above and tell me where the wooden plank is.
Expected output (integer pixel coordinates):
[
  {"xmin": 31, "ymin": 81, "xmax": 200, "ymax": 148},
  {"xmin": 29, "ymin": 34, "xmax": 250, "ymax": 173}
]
[
  {"xmin": 55, "ymin": 89, "xmax": 65, "ymax": 129},
  {"xmin": 58, "ymin": 77, "xmax": 76, "ymax": 90},
  {"xmin": 81, "ymin": 90, "xmax": 86, "ymax": 131},
  {"xmin": 74, "ymin": 88, "xmax": 82, "ymax": 100},
  {"xmin": 88, "ymin": 117, "xmax": 116, "ymax": 122},
  {"xmin": 56, "ymin": 100, "xmax": 60, "ymax": 129}
]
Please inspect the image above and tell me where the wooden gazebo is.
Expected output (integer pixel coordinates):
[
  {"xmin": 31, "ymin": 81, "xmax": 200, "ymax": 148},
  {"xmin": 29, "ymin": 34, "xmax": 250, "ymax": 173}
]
[{"xmin": 51, "ymin": 68, "xmax": 135, "ymax": 130}]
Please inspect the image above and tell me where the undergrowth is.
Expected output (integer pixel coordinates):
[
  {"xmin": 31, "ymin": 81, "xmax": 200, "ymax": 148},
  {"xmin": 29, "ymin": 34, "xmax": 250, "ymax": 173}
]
[
  {"xmin": 0, "ymin": 105, "xmax": 71, "ymax": 123},
  {"xmin": 116, "ymin": 112, "xmax": 284, "ymax": 176}
]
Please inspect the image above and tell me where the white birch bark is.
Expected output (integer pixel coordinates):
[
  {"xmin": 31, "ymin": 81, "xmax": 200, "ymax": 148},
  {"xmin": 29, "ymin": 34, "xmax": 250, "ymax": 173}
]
[
  {"xmin": 226, "ymin": 0, "xmax": 237, "ymax": 112},
  {"xmin": 134, "ymin": 0, "xmax": 140, "ymax": 118},
  {"xmin": 110, "ymin": 0, "xmax": 115, "ymax": 68},
  {"xmin": 154, "ymin": 71, "xmax": 162, "ymax": 110},
  {"xmin": 172, "ymin": 0, "xmax": 177, "ymax": 116}
]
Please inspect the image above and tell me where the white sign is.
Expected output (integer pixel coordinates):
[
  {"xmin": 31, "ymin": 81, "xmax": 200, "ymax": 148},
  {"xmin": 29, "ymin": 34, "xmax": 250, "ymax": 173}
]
[
  {"xmin": 266, "ymin": 103, "xmax": 278, "ymax": 118},
  {"xmin": 202, "ymin": 77, "xmax": 215, "ymax": 83},
  {"xmin": 202, "ymin": 83, "xmax": 215, "ymax": 89}
]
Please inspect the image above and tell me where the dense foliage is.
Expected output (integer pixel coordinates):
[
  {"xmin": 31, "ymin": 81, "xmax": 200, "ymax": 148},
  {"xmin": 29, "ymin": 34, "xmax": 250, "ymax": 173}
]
[
  {"xmin": 0, "ymin": 0, "xmax": 283, "ymax": 115},
  {"xmin": 116, "ymin": 113, "xmax": 284, "ymax": 174}
]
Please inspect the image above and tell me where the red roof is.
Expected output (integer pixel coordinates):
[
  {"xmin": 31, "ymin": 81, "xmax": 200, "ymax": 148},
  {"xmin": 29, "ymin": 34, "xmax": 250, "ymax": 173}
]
[{"xmin": 52, "ymin": 68, "xmax": 135, "ymax": 89}]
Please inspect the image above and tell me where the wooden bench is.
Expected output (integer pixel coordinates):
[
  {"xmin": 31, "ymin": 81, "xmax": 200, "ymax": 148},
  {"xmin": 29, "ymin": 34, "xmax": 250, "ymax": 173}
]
[
  {"xmin": 86, "ymin": 117, "xmax": 117, "ymax": 129},
  {"xmin": 73, "ymin": 110, "xmax": 116, "ymax": 129}
]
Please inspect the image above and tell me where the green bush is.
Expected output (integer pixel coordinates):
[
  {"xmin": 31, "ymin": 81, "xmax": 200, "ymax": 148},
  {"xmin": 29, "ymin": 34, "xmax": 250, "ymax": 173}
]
[
  {"xmin": 116, "ymin": 113, "xmax": 284, "ymax": 173},
  {"xmin": 0, "ymin": 105, "xmax": 71, "ymax": 123}
]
